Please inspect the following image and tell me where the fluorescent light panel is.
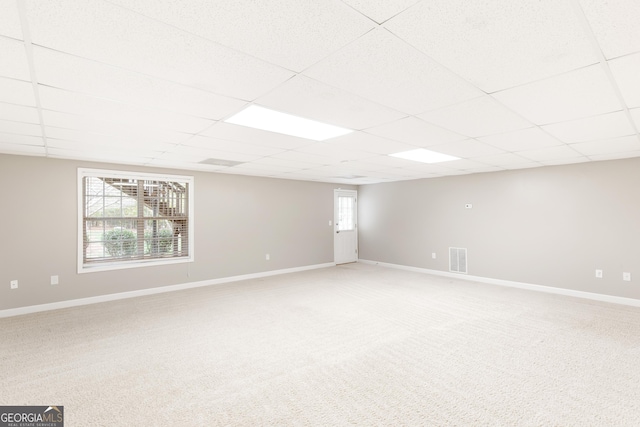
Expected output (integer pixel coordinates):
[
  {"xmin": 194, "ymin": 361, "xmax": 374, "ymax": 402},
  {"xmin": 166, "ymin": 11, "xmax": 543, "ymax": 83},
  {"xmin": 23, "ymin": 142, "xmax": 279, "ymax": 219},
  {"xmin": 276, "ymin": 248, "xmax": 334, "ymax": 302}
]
[
  {"xmin": 224, "ymin": 105, "xmax": 353, "ymax": 141},
  {"xmin": 390, "ymin": 148, "xmax": 460, "ymax": 164}
]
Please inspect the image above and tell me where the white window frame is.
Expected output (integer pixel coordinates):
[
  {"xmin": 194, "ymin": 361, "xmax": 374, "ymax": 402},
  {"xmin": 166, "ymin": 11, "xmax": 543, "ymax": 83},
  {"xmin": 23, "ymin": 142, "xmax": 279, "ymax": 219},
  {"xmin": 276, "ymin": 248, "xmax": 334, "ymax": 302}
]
[{"xmin": 77, "ymin": 168, "xmax": 194, "ymax": 273}]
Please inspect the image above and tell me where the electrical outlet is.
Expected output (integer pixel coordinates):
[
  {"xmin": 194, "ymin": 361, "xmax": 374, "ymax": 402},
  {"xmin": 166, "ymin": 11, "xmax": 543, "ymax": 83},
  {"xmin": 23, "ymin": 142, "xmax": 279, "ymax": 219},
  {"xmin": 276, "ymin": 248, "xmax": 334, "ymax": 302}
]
[
  {"xmin": 51, "ymin": 275, "xmax": 59, "ymax": 285},
  {"xmin": 10, "ymin": 280, "xmax": 18, "ymax": 289},
  {"xmin": 595, "ymin": 269, "xmax": 603, "ymax": 278},
  {"xmin": 623, "ymin": 272, "xmax": 631, "ymax": 281},
  {"xmin": 465, "ymin": 204, "xmax": 473, "ymax": 209}
]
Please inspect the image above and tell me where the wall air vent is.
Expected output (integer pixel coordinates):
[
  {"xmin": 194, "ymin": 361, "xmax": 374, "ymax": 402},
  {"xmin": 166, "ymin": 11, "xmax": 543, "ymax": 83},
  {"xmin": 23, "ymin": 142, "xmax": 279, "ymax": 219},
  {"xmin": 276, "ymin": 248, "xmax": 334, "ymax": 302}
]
[{"xmin": 449, "ymin": 247, "xmax": 467, "ymax": 274}]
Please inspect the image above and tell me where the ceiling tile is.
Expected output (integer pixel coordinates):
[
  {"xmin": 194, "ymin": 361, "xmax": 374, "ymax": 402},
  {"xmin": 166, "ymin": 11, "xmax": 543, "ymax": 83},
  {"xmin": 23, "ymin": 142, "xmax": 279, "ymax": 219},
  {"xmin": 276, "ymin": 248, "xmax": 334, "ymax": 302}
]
[
  {"xmin": 480, "ymin": 127, "xmax": 564, "ymax": 152},
  {"xmin": 0, "ymin": 38, "xmax": 31, "ymax": 81},
  {"xmin": 501, "ymin": 162, "xmax": 544, "ymax": 170},
  {"xmin": 269, "ymin": 150, "xmax": 337, "ymax": 166},
  {"xmin": 33, "ymin": 47, "xmax": 247, "ymax": 120},
  {"xmin": 362, "ymin": 154, "xmax": 421, "ymax": 168},
  {"xmin": 587, "ymin": 150, "xmax": 640, "ymax": 162},
  {"xmin": 144, "ymin": 158, "xmax": 227, "ymax": 172},
  {"xmin": 278, "ymin": 166, "xmax": 336, "ymax": 177},
  {"xmin": 304, "ymin": 28, "xmax": 483, "ymax": 115},
  {"xmin": 365, "ymin": 116, "xmax": 466, "ymax": 146},
  {"xmin": 246, "ymin": 157, "xmax": 319, "ymax": 171},
  {"xmin": 283, "ymin": 164, "xmax": 350, "ymax": 177},
  {"xmin": 0, "ymin": 0, "xmax": 23, "ymax": 39},
  {"xmin": 38, "ymin": 86, "xmax": 214, "ymax": 134},
  {"xmin": 341, "ymin": 0, "xmax": 421, "ymax": 24},
  {"xmin": 183, "ymin": 135, "xmax": 284, "ymax": 157},
  {"xmin": 200, "ymin": 122, "xmax": 313, "ymax": 151},
  {"xmin": 0, "ymin": 132, "xmax": 43, "ymax": 146},
  {"xmin": 42, "ymin": 110, "xmax": 191, "ymax": 145},
  {"xmin": 462, "ymin": 165, "xmax": 505, "ymax": 174},
  {"xmin": 45, "ymin": 138, "xmax": 171, "ymax": 154},
  {"xmin": 45, "ymin": 129, "xmax": 177, "ymax": 151},
  {"xmin": 25, "ymin": 0, "xmax": 294, "ymax": 100},
  {"xmin": 318, "ymin": 165, "xmax": 406, "ymax": 180},
  {"xmin": 335, "ymin": 160, "xmax": 394, "ymax": 172},
  {"xmin": 0, "ymin": 142, "xmax": 45, "ymax": 155},
  {"xmin": 428, "ymin": 139, "xmax": 505, "ymax": 158},
  {"xmin": 109, "ymin": 0, "xmax": 375, "ymax": 72},
  {"xmin": 631, "ymin": 108, "xmax": 640, "ymax": 129},
  {"xmin": 295, "ymin": 143, "xmax": 375, "ymax": 162},
  {"xmin": 570, "ymin": 135, "xmax": 640, "ymax": 156},
  {"xmin": 385, "ymin": 0, "xmax": 597, "ymax": 92},
  {"xmin": 579, "ymin": 0, "xmax": 640, "ymax": 59},
  {"xmin": 218, "ymin": 161, "xmax": 289, "ymax": 173},
  {"xmin": 47, "ymin": 146, "xmax": 156, "ymax": 164},
  {"xmin": 391, "ymin": 162, "xmax": 446, "ymax": 174},
  {"xmin": 542, "ymin": 111, "xmax": 635, "ymax": 143},
  {"xmin": 473, "ymin": 153, "xmax": 532, "ymax": 167},
  {"xmin": 158, "ymin": 145, "xmax": 262, "ymax": 163},
  {"xmin": 273, "ymin": 170, "xmax": 328, "ymax": 181},
  {"xmin": 254, "ymin": 75, "xmax": 405, "ymax": 130},
  {"xmin": 221, "ymin": 164, "xmax": 291, "ymax": 177},
  {"xmin": 609, "ymin": 52, "xmax": 640, "ymax": 109},
  {"xmin": 517, "ymin": 145, "xmax": 583, "ymax": 162},
  {"xmin": 538, "ymin": 157, "xmax": 589, "ymax": 167},
  {"xmin": 0, "ymin": 77, "xmax": 36, "ymax": 106},
  {"xmin": 418, "ymin": 96, "xmax": 533, "ymax": 138},
  {"xmin": 326, "ymin": 131, "xmax": 415, "ymax": 155},
  {"xmin": 439, "ymin": 159, "xmax": 491, "ymax": 171},
  {"xmin": 389, "ymin": 167, "xmax": 441, "ymax": 178},
  {"xmin": 492, "ymin": 65, "xmax": 622, "ymax": 125},
  {"xmin": 0, "ymin": 119, "xmax": 41, "ymax": 137},
  {"xmin": 0, "ymin": 102, "xmax": 39, "ymax": 123}
]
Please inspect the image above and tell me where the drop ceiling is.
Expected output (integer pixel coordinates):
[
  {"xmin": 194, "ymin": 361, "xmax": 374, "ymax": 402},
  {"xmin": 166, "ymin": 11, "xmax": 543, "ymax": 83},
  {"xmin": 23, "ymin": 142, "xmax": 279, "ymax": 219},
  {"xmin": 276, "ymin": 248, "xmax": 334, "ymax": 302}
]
[{"xmin": 1, "ymin": 0, "xmax": 639, "ymax": 184}]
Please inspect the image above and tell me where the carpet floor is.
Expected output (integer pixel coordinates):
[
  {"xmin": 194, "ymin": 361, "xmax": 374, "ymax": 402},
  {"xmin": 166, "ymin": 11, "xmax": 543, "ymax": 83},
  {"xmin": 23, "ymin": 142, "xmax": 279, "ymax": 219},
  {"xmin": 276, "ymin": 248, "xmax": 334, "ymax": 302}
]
[{"xmin": 2, "ymin": 263, "xmax": 640, "ymax": 426}]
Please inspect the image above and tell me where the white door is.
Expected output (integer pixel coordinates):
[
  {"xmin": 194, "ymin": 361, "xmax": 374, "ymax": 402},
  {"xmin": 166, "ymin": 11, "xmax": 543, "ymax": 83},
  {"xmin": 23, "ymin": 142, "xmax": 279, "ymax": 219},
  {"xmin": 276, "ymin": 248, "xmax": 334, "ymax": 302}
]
[{"xmin": 334, "ymin": 189, "xmax": 358, "ymax": 264}]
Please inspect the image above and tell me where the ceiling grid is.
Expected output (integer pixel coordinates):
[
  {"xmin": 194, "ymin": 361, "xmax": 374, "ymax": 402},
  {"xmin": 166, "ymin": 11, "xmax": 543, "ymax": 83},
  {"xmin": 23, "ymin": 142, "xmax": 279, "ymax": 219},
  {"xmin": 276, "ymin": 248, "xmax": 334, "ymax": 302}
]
[{"xmin": 0, "ymin": 0, "xmax": 639, "ymax": 184}]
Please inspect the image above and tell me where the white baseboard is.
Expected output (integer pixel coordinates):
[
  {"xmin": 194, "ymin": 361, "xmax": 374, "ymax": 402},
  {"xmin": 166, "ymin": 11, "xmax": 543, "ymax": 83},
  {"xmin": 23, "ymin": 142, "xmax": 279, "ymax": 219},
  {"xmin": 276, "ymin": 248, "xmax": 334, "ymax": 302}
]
[
  {"xmin": 0, "ymin": 262, "xmax": 336, "ymax": 319},
  {"xmin": 358, "ymin": 259, "xmax": 640, "ymax": 308}
]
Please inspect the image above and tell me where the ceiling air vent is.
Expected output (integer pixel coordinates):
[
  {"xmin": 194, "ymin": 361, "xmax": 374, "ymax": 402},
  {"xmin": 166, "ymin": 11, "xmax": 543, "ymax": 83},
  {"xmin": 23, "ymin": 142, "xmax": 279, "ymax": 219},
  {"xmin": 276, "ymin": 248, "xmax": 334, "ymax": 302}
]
[
  {"xmin": 336, "ymin": 175, "xmax": 365, "ymax": 180},
  {"xmin": 199, "ymin": 158, "xmax": 245, "ymax": 167},
  {"xmin": 449, "ymin": 247, "xmax": 467, "ymax": 274}
]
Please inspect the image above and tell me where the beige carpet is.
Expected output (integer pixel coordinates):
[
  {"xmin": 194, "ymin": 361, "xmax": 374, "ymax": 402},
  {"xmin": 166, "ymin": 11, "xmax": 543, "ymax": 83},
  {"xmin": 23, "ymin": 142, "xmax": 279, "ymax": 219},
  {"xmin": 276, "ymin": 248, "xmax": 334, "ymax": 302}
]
[{"xmin": 2, "ymin": 263, "xmax": 640, "ymax": 426}]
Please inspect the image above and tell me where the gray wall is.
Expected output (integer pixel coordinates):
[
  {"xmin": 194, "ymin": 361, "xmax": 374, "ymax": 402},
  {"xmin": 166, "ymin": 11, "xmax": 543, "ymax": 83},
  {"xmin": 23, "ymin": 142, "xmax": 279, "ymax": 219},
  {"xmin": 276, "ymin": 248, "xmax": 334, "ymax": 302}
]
[
  {"xmin": 359, "ymin": 158, "xmax": 640, "ymax": 300},
  {"xmin": 0, "ymin": 154, "xmax": 352, "ymax": 311},
  {"xmin": 4, "ymin": 152, "xmax": 640, "ymax": 311}
]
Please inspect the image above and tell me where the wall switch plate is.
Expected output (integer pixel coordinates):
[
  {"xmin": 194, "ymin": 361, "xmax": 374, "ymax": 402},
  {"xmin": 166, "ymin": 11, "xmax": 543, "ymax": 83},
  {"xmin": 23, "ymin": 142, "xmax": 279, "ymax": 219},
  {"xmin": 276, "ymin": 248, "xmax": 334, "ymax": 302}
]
[
  {"xmin": 10, "ymin": 280, "xmax": 18, "ymax": 289},
  {"xmin": 51, "ymin": 275, "xmax": 59, "ymax": 285},
  {"xmin": 595, "ymin": 269, "xmax": 603, "ymax": 278},
  {"xmin": 623, "ymin": 272, "xmax": 631, "ymax": 281},
  {"xmin": 265, "ymin": 254, "xmax": 270, "ymax": 261},
  {"xmin": 432, "ymin": 253, "xmax": 437, "ymax": 259},
  {"xmin": 465, "ymin": 204, "xmax": 473, "ymax": 209}
]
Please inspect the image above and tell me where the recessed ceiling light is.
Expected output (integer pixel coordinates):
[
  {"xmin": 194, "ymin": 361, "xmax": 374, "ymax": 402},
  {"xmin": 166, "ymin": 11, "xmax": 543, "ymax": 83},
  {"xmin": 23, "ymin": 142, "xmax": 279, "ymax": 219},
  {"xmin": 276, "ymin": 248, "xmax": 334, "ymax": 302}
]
[
  {"xmin": 390, "ymin": 148, "xmax": 460, "ymax": 164},
  {"xmin": 224, "ymin": 105, "xmax": 353, "ymax": 141}
]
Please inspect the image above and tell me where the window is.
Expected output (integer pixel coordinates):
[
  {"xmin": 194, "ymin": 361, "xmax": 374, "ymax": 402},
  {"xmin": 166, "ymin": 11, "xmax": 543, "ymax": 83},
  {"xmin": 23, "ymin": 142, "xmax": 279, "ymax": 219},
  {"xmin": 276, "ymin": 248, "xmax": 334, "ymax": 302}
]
[
  {"xmin": 78, "ymin": 168, "xmax": 194, "ymax": 273},
  {"xmin": 337, "ymin": 195, "xmax": 356, "ymax": 231}
]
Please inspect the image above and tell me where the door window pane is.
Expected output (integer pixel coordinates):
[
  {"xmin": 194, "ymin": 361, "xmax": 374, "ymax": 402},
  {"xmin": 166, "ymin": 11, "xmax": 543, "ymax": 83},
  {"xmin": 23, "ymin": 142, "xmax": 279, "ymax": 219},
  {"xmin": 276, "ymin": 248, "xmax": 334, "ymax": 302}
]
[{"xmin": 338, "ymin": 196, "xmax": 355, "ymax": 231}]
